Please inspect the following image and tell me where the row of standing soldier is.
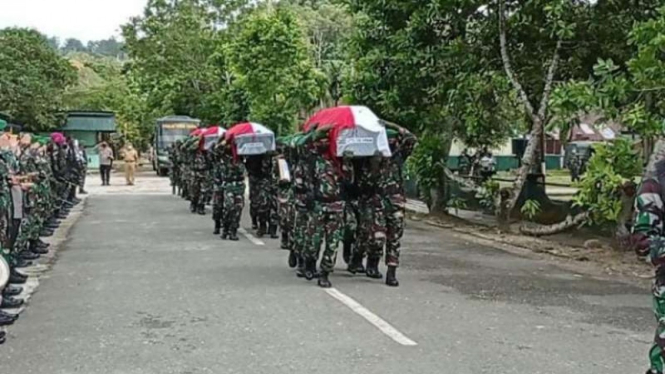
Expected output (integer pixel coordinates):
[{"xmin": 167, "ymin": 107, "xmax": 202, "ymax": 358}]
[
  {"xmin": 167, "ymin": 124, "xmax": 416, "ymax": 289},
  {"xmin": 0, "ymin": 131, "xmax": 86, "ymax": 343}
]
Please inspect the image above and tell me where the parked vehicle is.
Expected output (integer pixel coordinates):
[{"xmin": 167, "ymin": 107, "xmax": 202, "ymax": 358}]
[{"xmin": 153, "ymin": 116, "xmax": 200, "ymax": 176}]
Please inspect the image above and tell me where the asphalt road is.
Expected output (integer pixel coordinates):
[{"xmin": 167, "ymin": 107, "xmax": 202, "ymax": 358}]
[{"xmin": 0, "ymin": 174, "xmax": 654, "ymax": 374}]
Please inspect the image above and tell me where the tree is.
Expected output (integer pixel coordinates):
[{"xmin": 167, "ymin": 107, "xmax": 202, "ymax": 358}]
[
  {"xmin": 87, "ymin": 38, "xmax": 125, "ymax": 59},
  {"xmin": 522, "ymin": 5, "xmax": 665, "ymax": 236},
  {"xmin": 122, "ymin": 0, "xmax": 259, "ymax": 127},
  {"xmin": 342, "ymin": 1, "xmax": 522, "ymax": 211},
  {"xmin": 62, "ymin": 38, "xmax": 87, "ymax": 53},
  {"xmin": 227, "ymin": 6, "xmax": 324, "ymax": 134},
  {"xmin": 0, "ymin": 28, "xmax": 76, "ymax": 130},
  {"xmin": 283, "ymin": 0, "xmax": 352, "ymax": 106}
]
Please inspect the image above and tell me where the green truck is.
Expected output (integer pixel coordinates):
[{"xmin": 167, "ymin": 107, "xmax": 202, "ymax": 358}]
[{"xmin": 153, "ymin": 116, "xmax": 200, "ymax": 176}]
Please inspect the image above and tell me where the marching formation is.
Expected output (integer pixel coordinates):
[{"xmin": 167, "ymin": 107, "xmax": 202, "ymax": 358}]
[
  {"xmin": 0, "ymin": 129, "xmax": 87, "ymax": 344},
  {"xmin": 167, "ymin": 106, "xmax": 416, "ymax": 289}
]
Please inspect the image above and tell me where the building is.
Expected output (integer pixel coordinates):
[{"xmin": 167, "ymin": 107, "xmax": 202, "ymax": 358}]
[{"xmin": 61, "ymin": 111, "xmax": 117, "ymax": 168}]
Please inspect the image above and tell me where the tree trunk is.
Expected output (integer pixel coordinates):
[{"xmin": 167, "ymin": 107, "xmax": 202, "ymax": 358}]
[
  {"xmin": 444, "ymin": 167, "xmax": 478, "ymax": 193},
  {"xmin": 519, "ymin": 212, "xmax": 588, "ymax": 236}
]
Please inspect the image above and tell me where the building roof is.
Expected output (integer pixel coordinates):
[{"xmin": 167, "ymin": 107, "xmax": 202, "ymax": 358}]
[
  {"xmin": 157, "ymin": 115, "xmax": 200, "ymax": 124},
  {"xmin": 62, "ymin": 111, "xmax": 117, "ymax": 132}
]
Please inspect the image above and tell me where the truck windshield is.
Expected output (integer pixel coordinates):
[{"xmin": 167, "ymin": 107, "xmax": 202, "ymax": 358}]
[{"xmin": 157, "ymin": 124, "xmax": 197, "ymax": 152}]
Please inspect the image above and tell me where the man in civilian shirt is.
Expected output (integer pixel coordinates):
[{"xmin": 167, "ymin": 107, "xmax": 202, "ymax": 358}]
[{"xmin": 98, "ymin": 142, "xmax": 114, "ymax": 186}]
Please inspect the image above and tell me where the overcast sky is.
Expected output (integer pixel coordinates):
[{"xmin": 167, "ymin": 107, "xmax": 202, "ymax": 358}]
[{"xmin": 0, "ymin": 0, "xmax": 147, "ymax": 42}]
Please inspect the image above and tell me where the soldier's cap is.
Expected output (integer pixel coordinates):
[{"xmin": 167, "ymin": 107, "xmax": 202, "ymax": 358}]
[{"xmin": 387, "ymin": 129, "xmax": 399, "ymax": 139}]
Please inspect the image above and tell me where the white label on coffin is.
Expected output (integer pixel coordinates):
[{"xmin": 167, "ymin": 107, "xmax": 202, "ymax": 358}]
[
  {"xmin": 344, "ymin": 137, "xmax": 374, "ymax": 145},
  {"xmin": 239, "ymin": 142, "xmax": 267, "ymax": 153}
]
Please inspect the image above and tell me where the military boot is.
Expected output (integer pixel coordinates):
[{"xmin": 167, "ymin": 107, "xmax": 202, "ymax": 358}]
[
  {"xmin": 288, "ymin": 250, "xmax": 297, "ymax": 268},
  {"xmin": 281, "ymin": 232, "xmax": 290, "ymax": 250},
  {"xmin": 318, "ymin": 271, "xmax": 332, "ymax": 288},
  {"xmin": 0, "ymin": 312, "xmax": 16, "ymax": 326},
  {"xmin": 19, "ymin": 251, "xmax": 39, "ymax": 261},
  {"xmin": 197, "ymin": 205, "xmax": 206, "ymax": 215},
  {"xmin": 2, "ymin": 285, "xmax": 23, "ymax": 297},
  {"xmin": 30, "ymin": 241, "xmax": 48, "ymax": 255},
  {"xmin": 9, "ymin": 269, "xmax": 27, "ymax": 284},
  {"xmin": 342, "ymin": 240, "xmax": 352, "ymax": 264},
  {"xmin": 257, "ymin": 222, "xmax": 267, "ymax": 238},
  {"xmin": 251, "ymin": 216, "xmax": 258, "ymax": 230},
  {"xmin": 229, "ymin": 230, "xmax": 239, "ymax": 241},
  {"xmin": 269, "ymin": 225, "xmax": 278, "ymax": 239},
  {"xmin": 0, "ymin": 330, "xmax": 6, "ymax": 344},
  {"xmin": 190, "ymin": 201, "xmax": 197, "ymax": 213},
  {"xmin": 295, "ymin": 255, "xmax": 305, "ymax": 278},
  {"xmin": 1, "ymin": 296, "xmax": 24, "ymax": 309},
  {"xmin": 213, "ymin": 220, "xmax": 221, "ymax": 235},
  {"xmin": 365, "ymin": 257, "xmax": 383, "ymax": 279},
  {"xmin": 304, "ymin": 257, "xmax": 317, "ymax": 281},
  {"xmin": 347, "ymin": 254, "xmax": 365, "ymax": 274},
  {"xmin": 385, "ymin": 266, "xmax": 399, "ymax": 287},
  {"xmin": 13, "ymin": 259, "xmax": 32, "ymax": 268}
]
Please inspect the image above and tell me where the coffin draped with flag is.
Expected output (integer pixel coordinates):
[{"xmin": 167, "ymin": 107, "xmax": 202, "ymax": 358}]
[
  {"xmin": 202, "ymin": 126, "xmax": 226, "ymax": 150},
  {"xmin": 303, "ymin": 106, "xmax": 391, "ymax": 158},
  {"xmin": 225, "ymin": 122, "xmax": 276, "ymax": 156}
]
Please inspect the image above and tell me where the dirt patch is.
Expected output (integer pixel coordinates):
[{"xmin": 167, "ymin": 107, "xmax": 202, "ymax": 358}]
[{"xmin": 409, "ymin": 211, "xmax": 653, "ymax": 287}]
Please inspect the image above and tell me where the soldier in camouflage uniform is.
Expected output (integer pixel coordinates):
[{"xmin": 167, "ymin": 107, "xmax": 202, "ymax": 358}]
[
  {"xmin": 180, "ymin": 140, "xmax": 193, "ymax": 201},
  {"xmin": 275, "ymin": 142, "xmax": 294, "ymax": 252},
  {"xmin": 349, "ymin": 155, "xmax": 387, "ymax": 279},
  {"xmin": 290, "ymin": 134, "xmax": 314, "ymax": 278},
  {"xmin": 0, "ymin": 135, "xmax": 27, "ymax": 312},
  {"xmin": 246, "ymin": 156, "xmax": 261, "ymax": 231},
  {"xmin": 211, "ymin": 140, "xmax": 225, "ymax": 235},
  {"xmin": 255, "ymin": 155, "xmax": 278, "ymax": 238},
  {"xmin": 377, "ymin": 127, "xmax": 416, "ymax": 287},
  {"xmin": 169, "ymin": 141, "xmax": 182, "ymax": 196},
  {"xmin": 220, "ymin": 141, "xmax": 245, "ymax": 241},
  {"xmin": 302, "ymin": 130, "xmax": 351, "ymax": 288},
  {"xmin": 189, "ymin": 141, "xmax": 209, "ymax": 215},
  {"xmin": 633, "ymin": 155, "xmax": 665, "ymax": 374}
]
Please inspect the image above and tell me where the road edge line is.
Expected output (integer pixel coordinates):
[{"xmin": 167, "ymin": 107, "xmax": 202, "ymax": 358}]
[{"xmin": 325, "ymin": 287, "xmax": 417, "ymax": 346}]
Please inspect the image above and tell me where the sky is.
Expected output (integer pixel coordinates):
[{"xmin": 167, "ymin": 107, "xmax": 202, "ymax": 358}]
[{"xmin": 0, "ymin": 0, "xmax": 148, "ymax": 42}]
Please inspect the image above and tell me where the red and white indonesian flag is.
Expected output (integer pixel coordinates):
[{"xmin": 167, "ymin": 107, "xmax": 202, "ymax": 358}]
[
  {"xmin": 304, "ymin": 106, "xmax": 391, "ymax": 157},
  {"xmin": 202, "ymin": 126, "xmax": 226, "ymax": 150},
  {"xmin": 225, "ymin": 122, "xmax": 276, "ymax": 155}
]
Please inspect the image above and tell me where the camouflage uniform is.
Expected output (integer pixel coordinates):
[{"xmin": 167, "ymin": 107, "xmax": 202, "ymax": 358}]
[
  {"xmin": 189, "ymin": 150, "xmax": 209, "ymax": 214},
  {"xmin": 211, "ymin": 147, "xmax": 225, "ymax": 233},
  {"xmin": 354, "ymin": 157, "xmax": 387, "ymax": 263},
  {"xmin": 169, "ymin": 143, "xmax": 181, "ymax": 195},
  {"xmin": 275, "ymin": 153, "xmax": 294, "ymax": 249},
  {"xmin": 0, "ymin": 151, "xmax": 14, "ymax": 267},
  {"xmin": 303, "ymin": 142, "xmax": 348, "ymax": 275},
  {"xmin": 180, "ymin": 142, "xmax": 192, "ymax": 200},
  {"xmin": 15, "ymin": 147, "xmax": 40, "ymax": 255},
  {"xmin": 633, "ymin": 175, "xmax": 665, "ymax": 374},
  {"xmin": 246, "ymin": 156, "xmax": 261, "ymax": 228},
  {"xmin": 291, "ymin": 144, "xmax": 312, "ymax": 266},
  {"xmin": 378, "ymin": 131, "xmax": 416, "ymax": 267},
  {"xmin": 257, "ymin": 155, "xmax": 278, "ymax": 236},
  {"xmin": 221, "ymin": 151, "xmax": 246, "ymax": 239}
]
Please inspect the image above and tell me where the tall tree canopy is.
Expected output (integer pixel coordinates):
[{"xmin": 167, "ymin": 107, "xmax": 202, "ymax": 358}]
[
  {"xmin": 0, "ymin": 28, "xmax": 76, "ymax": 131},
  {"xmin": 227, "ymin": 5, "xmax": 324, "ymax": 134}
]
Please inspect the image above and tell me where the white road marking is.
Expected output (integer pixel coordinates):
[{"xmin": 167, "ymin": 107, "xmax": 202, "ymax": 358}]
[
  {"xmin": 325, "ymin": 287, "xmax": 418, "ymax": 346},
  {"xmin": 239, "ymin": 228, "xmax": 265, "ymax": 246}
]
